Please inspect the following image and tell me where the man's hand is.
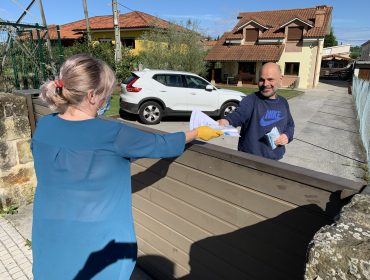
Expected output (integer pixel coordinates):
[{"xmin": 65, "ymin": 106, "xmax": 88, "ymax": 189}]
[
  {"xmin": 195, "ymin": 126, "xmax": 224, "ymax": 141},
  {"xmin": 274, "ymin": 133, "xmax": 289, "ymax": 146},
  {"xmin": 217, "ymin": 119, "xmax": 230, "ymax": 126}
]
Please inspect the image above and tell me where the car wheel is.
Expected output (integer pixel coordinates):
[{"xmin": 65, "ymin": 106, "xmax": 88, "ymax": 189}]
[
  {"xmin": 220, "ymin": 102, "xmax": 238, "ymax": 118},
  {"xmin": 139, "ymin": 101, "xmax": 163, "ymax": 125}
]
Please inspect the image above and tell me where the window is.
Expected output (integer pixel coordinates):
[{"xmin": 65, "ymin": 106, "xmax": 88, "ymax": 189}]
[
  {"xmin": 99, "ymin": 38, "xmax": 112, "ymax": 43},
  {"xmin": 184, "ymin": 75, "xmax": 209, "ymax": 89},
  {"xmin": 239, "ymin": 62, "xmax": 256, "ymax": 74},
  {"xmin": 123, "ymin": 75, "xmax": 137, "ymax": 84},
  {"xmin": 285, "ymin": 63, "xmax": 300, "ymax": 75},
  {"xmin": 245, "ymin": 28, "xmax": 259, "ymax": 42},
  {"xmin": 287, "ymin": 27, "xmax": 303, "ymax": 41},
  {"xmin": 121, "ymin": 38, "xmax": 135, "ymax": 49},
  {"xmin": 153, "ymin": 74, "xmax": 184, "ymax": 87}
]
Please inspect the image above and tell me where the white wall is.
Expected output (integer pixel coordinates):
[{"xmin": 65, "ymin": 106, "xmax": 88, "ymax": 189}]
[{"xmin": 278, "ymin": 40, "xmax": 323, "ymax": 88}]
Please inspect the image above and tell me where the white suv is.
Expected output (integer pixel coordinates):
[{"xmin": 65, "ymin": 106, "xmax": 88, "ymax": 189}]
[{"xmin": 120, "ymin": 69, "xmax": 244, "ymax": 124}]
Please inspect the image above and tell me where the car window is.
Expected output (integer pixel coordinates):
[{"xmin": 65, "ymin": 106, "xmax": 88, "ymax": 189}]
[
  {"xmin": 123, "ymin": 75, "xmax": 137, "ymax": 84},
  {"xmin": 153, "ymin": 74, "xmax": 184, "ymax": 87},
  {"xmin": 184, "ymin": 75, "xmax": 209, "ymax": 89}
]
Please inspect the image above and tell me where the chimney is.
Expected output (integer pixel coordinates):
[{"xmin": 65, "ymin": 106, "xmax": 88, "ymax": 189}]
[{"xmin": 315, "ymin": 5, "xmax": 326, "ymax": 28}]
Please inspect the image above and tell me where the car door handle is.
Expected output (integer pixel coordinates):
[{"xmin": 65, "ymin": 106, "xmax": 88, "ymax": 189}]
[
  {"xmin": 190, "ymin": 92, "xmax": 197, "ymax": 95},
  {"xmin": 160, "ymin": 90, "xmax": 167, "ymax": 92}
]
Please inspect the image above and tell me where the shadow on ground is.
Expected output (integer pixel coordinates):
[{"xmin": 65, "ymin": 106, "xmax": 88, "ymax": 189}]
[{"xmin": 318, "ymin": 79, "xmax": 350, "ymax": 88}]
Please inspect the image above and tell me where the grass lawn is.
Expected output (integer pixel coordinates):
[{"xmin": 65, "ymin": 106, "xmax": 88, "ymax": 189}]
[
  {"xmin": 105, "ymin": 87, "xmax": 121, "ymax": 117},
  {"xmin": 104, "ymin": 85, "xmax": 303, "ymax": 117}
]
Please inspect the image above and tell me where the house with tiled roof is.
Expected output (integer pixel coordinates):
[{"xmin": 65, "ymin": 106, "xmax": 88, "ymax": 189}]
[
  {"xmin": 360, "ymin": 40, "xmax": 370, "ymax": 61},
  {"xmin": 34, "ymin": 11, "xmax": 174, "ymax": 55},
  {"xmin": 205, "ymin": 5, "xmax": 333, "ymax": 89}
]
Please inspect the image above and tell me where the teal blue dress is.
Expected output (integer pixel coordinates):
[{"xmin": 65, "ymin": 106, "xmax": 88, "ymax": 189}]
[{"xmin": 31, "ymin": 114, "xmax": 185, "ymax": 279}]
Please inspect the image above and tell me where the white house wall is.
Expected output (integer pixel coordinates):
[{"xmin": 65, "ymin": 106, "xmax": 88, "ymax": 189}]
[{"xmin": 278, "ymin": 40, "xmax": 322, "ymax": 89}]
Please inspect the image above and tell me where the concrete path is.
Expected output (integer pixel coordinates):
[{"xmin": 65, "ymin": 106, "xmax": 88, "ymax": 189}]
[
  {"xmin": 1, "ymin": 80, "xmax": 367, "ymax": 280},
  {"xmin": 281, "ymin": 80, "xmax": 367, "ymax": 183},
  {"xmin": 0, "ymin": 216, "xmax": 32, "ymax": 280},
  {"xmin": 1, "ymin": 206, "xmax": 152, "ymax": 280}
]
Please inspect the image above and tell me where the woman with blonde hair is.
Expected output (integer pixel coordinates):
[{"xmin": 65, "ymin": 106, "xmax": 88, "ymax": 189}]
[{"xmin": 31, "ymin": 54, "xmax": 222, "ymax": 279}]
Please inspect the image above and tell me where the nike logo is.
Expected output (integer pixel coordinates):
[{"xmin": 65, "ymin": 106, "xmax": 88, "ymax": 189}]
[{"xmin": 259, "ymin": 110, "xmax": 285, "ymax": 127}]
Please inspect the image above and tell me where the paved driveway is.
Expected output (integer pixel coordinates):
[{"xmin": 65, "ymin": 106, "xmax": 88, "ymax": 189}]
[
  {"xmin": 119, "ymin": 80, "xmax": 367, "ymax": 183},
  {"xmin": 281, "ymin": 80, "xmax": 366, "ymax": 183}
]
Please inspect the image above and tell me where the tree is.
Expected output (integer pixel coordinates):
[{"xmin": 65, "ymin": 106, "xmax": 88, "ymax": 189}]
[
  {"xmin": 63, "ymin": 39, "xmax": 137, "ymax": 81},
  {"xmin": 350, "ymin": 46, "xmax": 361, "ymax": 59},
  {"xmin": 115, "ymin": 47, "xmax": 139, "ymax": 82},
  {"xmin": 63, "ymin": 40, "xmax": 115, "ymax": 67},
  {"xmin": 138, "ymin": 20, "xmax": 208, "ymax": 76},
  {"xmin": 324, "ymin": 28, "xmax": 338, "ymax": 48}
]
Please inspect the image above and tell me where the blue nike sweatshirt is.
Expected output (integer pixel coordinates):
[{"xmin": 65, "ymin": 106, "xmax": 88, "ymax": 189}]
[{"xmin": 225, "ymin": 92, "xmax": 294, "ymax": 160}]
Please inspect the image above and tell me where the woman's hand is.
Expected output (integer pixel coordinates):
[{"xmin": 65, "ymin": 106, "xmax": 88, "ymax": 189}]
[{"xmin": 195, "ymin": 126, "xmax": 224, "ymax": 141}]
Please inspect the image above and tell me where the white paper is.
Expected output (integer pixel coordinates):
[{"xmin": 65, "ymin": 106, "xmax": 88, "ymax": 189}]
[
  {"xmin": 265, "ymin": 126, "xmax": 280, "ymax": 150},
  {"xmin": 190, "ymin": 109, "xmax": 240, "ymax": 137},
  {"xmin": 189, "ymin": 109, "xmax": 218, "ymax": 130}
]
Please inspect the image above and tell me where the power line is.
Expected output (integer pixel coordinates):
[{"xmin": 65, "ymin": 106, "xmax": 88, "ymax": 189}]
[
  {"xmin": 337, "ymin": 39, "xmax": 369, "ymax": 41},
  {"xmin": 10, "ymin": 0, "xmax": 40, "ymax": 22},
  {"xmin": 117, "ymin": 2, "xmax": 135, "ymax": 12}
]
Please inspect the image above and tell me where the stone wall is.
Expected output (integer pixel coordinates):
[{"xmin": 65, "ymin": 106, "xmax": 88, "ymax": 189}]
[
  {"xmin": 0, "ymin": 92, "xmax": 35, "ymax": 210},
  {"xmin": 305, "ymin": 193, "xmax": 370, "ymax": 280}
]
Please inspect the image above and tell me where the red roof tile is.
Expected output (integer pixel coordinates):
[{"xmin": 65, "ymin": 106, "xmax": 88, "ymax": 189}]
[
  {"xmin": 32, "ymin": 11, "xmax": 173, "ymax": 40},
  {"xmin": 205, "ymin": 6, "xmax": 332, "ymax": 62},
  {"xmin": 224, "ymin": 32, "xmax": 243, "ymax": 40},
  {"xmin": 234, "ymin": 6, "xmax": 332, "ymax": 38},
  {"xmin": 24, "ymin": 22, "xmax": 83, "ymax": 41},
  {"xmin": 205, "ymin": 44, "xmax": 284, "ymax": 62},
  {"xmin": 72, "ymin": 11, "xmax": 171, "ymax": 31},
  {"xmin": 236, "ymin": 17, "xmax": 270, "ymax": 30},
  {"xmin": 204, "ymin": 40, "xmax": 218, "ymax": 47}
]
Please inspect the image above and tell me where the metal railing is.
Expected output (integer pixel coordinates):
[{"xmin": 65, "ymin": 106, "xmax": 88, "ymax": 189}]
[
  {"xmin": 0, "ymin": 22, "xmax": 63, "ymax": 92},
  {"xmin": 352, "ymin": 76, "xmax": 370, "ymax": 173}
]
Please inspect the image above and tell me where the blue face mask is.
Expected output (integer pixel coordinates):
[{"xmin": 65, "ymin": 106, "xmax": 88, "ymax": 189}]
[{"xmin": 97, "ymin": 96, "xmax": 111, "ymax": 116}]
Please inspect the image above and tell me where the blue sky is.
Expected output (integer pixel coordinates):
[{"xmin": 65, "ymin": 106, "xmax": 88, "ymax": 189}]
[{"xmin": 1, "ymin": 0, "xmax": 369, "ymax": 46}]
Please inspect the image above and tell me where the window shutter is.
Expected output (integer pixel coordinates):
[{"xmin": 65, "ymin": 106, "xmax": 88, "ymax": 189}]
[
  {"xmin": 245, "ymin": 29, "xmax": 259, "ymax": 42},
  {"xmin": 287, "ymin": 27, "xmax": 303, "ymax": 41}
]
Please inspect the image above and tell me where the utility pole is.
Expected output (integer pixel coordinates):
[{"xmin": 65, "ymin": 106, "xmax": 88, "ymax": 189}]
[
  {"xmin": 112, "ymin": 0, "xmax": 122, "ymax": 63},
  {"xmin": 82, "ymin": 0, "xmax": 92, "ymax": 44},
  {"xmin": 38, "ymin": 0, "xmax": 56, "ymax": 76}
]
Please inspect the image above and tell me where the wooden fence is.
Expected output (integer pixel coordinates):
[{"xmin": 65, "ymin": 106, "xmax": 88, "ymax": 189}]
[
  {"xmin": 18, "ymin": 91, "xmax": 364, "ymax": 280},
  {"xmin": 359, "ymin": 69, "xmax": 370, "ymax": 81}
]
